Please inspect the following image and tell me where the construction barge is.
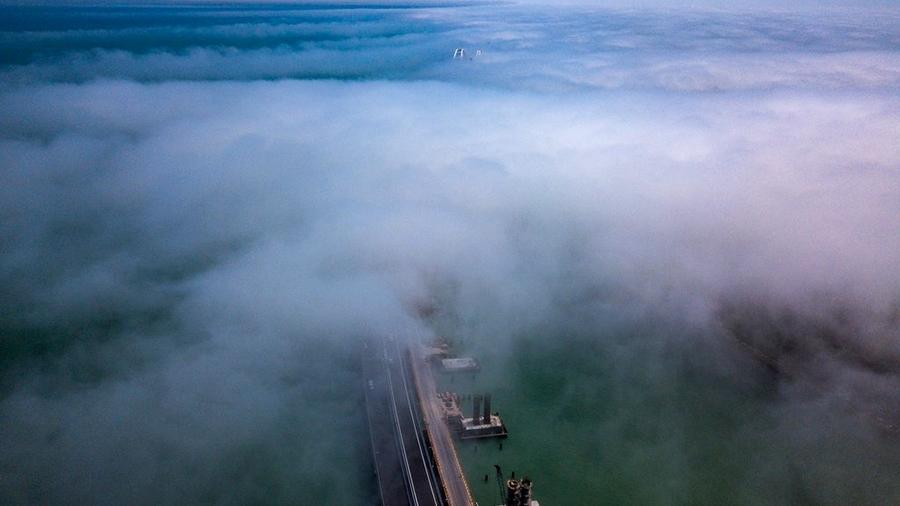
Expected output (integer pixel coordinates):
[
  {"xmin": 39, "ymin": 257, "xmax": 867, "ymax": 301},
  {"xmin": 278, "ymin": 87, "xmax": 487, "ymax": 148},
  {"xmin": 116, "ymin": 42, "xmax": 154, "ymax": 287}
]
[
  {"xmin": 438, "ymin": 392, "xmax": 509, "ymax": 440},
  {"xmin": 364, "ymin": 332, "xmax": 539, "ymax": 505}
]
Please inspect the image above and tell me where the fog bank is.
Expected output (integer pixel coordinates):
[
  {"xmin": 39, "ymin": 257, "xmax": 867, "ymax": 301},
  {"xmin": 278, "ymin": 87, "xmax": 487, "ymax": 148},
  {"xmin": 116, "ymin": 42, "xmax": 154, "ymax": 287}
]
[{"xmin": 1, "ymin": 2, "xmax": 899, "ymax": 504}]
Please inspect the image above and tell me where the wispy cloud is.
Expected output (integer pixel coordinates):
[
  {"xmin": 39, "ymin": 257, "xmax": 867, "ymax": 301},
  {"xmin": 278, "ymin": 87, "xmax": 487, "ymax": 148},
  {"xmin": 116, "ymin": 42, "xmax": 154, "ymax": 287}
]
[{"xmin": 1, "ymin": 2, "xmax": 899, "ymax": 504}]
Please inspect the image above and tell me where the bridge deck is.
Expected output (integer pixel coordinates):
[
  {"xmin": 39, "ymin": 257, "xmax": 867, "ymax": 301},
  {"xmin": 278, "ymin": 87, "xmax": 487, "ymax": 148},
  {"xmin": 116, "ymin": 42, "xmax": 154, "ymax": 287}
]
[
  {"xmin": 363, "ymin": 340, "xmax": 412, "ymax": 506},
  {"xmin": 408, "ymin": 344, "xmax": 476, "ymax": 506},
  {"xmin": 363, "ymin": 337, "xmax": 443, "ymax": 506}
]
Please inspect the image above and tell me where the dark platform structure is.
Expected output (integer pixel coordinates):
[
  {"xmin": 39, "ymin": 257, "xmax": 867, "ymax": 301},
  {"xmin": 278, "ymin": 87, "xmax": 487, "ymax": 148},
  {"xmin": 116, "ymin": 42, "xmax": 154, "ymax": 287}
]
[{"xmin": 438, "ymin": 392, "xmax": 509, "ymax": 440}]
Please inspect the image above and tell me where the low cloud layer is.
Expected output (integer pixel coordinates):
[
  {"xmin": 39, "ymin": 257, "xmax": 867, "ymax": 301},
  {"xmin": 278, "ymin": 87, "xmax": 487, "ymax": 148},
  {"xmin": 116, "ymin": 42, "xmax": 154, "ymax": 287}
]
[{"xmin": 1, "ymin": 2, "xmax": 899, "ymax": 504}]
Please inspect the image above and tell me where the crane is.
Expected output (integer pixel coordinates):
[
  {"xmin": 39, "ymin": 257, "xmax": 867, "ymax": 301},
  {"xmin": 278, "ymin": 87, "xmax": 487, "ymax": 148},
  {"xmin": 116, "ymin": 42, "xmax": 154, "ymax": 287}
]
[{"xmin": 494, "ymin": 464, "xmax": 505, "ymax": 505}]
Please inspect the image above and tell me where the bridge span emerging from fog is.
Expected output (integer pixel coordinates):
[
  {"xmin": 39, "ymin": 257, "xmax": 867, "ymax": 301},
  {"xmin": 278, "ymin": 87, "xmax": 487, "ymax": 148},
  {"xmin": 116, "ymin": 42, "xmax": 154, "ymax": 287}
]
[{"xmin": 363, "ymin": 336, "xmax": 475, "ymax": 506}]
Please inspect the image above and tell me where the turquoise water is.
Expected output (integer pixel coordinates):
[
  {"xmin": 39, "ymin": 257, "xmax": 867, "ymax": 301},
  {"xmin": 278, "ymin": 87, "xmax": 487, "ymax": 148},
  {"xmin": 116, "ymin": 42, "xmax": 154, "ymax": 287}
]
[
  {"xmin": 434, "ymin": 324, "xmax": 900, "ymax": 506},
  {"xmin": 3, "ymin": 3, "xmax": 900, "ymax": 504}
]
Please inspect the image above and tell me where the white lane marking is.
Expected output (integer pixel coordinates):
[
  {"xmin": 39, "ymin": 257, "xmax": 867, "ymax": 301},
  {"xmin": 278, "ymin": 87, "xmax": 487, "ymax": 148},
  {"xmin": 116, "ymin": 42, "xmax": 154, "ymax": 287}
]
[
  {"xmin": 386, "ymin": 352, "xmax": 420, "ymax": 506},
  {"xmin": 393, "ymin": 339, "xmax": 441, "ymax": 505}
]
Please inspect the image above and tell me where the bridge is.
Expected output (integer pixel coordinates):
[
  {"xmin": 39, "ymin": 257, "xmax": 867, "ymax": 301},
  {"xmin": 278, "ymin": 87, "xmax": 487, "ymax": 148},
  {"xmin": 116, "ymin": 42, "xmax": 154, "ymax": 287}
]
[{"xmin": 363, "ymin": 336, "xmax": 475, "ymax": 506}]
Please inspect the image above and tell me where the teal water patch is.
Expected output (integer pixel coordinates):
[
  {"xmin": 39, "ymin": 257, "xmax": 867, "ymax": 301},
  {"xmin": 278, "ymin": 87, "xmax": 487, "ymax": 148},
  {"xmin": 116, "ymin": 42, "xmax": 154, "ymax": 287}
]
[
  {"xmin": 0, "ymin": 3, "xmax": 455, "ymax": 69},
  {"xmin": 435, "ymin": 323, "xmax": 900, "ymax": 505}
]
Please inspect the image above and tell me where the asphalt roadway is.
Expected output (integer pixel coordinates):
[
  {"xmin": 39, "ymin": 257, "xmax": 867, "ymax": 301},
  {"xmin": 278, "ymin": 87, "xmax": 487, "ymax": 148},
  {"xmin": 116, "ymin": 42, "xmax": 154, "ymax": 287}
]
[{"xmin": 363, "ymin": 337, "xmax": 443, "ymax": 506}]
